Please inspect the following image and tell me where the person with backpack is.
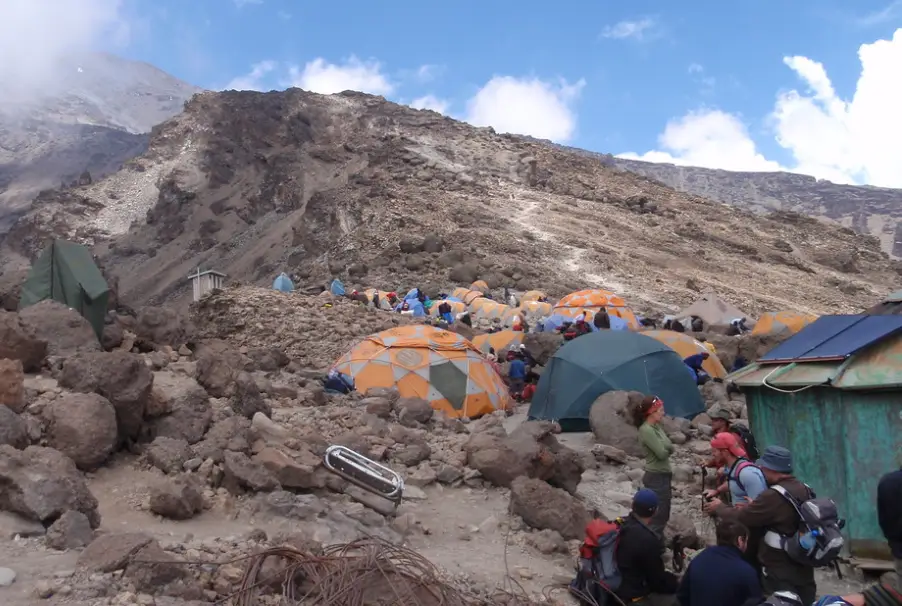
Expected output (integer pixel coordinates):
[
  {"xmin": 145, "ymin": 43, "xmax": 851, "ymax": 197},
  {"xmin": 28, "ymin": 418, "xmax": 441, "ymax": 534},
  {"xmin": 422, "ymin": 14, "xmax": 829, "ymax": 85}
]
[
  {"xmin": 676, "ymin": 519, "xmax": 762, "ymax": 606},
  {"xmin": 570, "ymin": 514, "xmax": 624, "ymax": 605},
  {"xmin": 711, "ymin": 409, "xmax": 760, "ymax": 461},
  {"xmin": 615, "ymin": 489, "xmax": 680, "ymax": 605},
  {"xmin": 877, "ymin": 466, "xmax": 902, "ymax": 592},
  {"xmin": 707, "ymin": 446, "xmax": 836, "ymax": 605}
]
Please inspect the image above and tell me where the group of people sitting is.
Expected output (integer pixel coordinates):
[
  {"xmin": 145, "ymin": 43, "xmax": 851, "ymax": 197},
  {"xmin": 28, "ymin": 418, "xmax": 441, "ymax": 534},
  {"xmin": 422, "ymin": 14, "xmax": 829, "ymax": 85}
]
[{"xmin": 571, "ymin": 395, "xmax": 901, "ymax": 606}]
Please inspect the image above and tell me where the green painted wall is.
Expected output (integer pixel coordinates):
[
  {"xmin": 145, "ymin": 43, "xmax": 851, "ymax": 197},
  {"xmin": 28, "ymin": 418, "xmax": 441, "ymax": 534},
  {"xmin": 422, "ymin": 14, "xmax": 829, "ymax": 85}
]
[{"xmin": 747, "ymin": 386, "xmax": 902, "ymax": 557}]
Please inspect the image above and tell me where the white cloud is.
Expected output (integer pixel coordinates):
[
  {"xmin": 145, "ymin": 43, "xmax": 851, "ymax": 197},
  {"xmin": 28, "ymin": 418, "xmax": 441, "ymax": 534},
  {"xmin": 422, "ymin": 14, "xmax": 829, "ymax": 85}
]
[
  {"xmin": 234, "ymin": 0, "xmax": 263, "ymax": 7},
  {"xmin": 285, "ymin": 56, "xmax": 393, "ymax": 95},
  {"xmin": 601, "ymin": 18, "xmax": 657, "ymax": 41},
  {"xmin": 0, "ymin": 0, "xmax": 130, "ymax": 101},
  {"xmin": 619, "ymin": 110, "xmax": 782, "ymax": 172},
  {"xmin": 409, "ymin": 95, "xmax": 450, "ymax": 114},
  {"xmin": 225, "ymin": 60, "xmax": 276, "ymax": 91},
  {"xmin": 620, "ymin": 28, "xmax": 902, "ymax": 187},
  {"xmin": 464, "ymin": 76, "xmax": 585, "ymax": 143},
  {"xmin": 415, "ymin": 64, "xmax": 439, "ymax": 82},
  {"xmin": 856, "ymin": 1, "xmax": 902, "ymax": 27},
  {"xmin": 688, "ymin": 63, "xmax": 704, "ymax": 74}
]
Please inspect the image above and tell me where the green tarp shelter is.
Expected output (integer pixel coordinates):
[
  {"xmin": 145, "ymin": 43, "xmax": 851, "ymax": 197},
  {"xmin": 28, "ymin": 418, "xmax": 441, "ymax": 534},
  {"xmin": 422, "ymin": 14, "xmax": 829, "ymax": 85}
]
[
  {"xmin": 18, "ymin": 239, "xmax": 109, "ymax": 340},
  {"xmin": 527, "ymin": 330, "xmax": 705, "ymax": 431}
]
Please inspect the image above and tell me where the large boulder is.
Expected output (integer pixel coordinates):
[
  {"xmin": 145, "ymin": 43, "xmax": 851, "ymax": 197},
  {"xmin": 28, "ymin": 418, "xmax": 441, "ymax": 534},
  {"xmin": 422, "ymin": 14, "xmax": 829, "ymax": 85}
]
[
  {"xmin": 0, "ymin": 358, "xmax": 25, "ymax": 413},
  {"xmin": 45, "ymin": 510, "xmax": 95, "ymax": 550},
  {"xmin": 0, "ymin": 311, "xmax": 47, "ymax": 372},
  {"xmin": 466, "ymin": 420, "xmax": 585, "ymax": 494},
  {"xmin": 148, "ymin": 476, "xmax": 205, "ymax": 520},
  {"xmin": 58, "ymin": 351, "xmax": 153, "ymax": 444},
  {"xmin": 0, "ymin": 445, "xmax": 101, "ymax": 527},
  {"xmin": 510, "ymin": 476, "xmax": 589, "ymax": 540},
  {"xmin": 17, "ymin": 301, "xmax": 100, "ymax": 359},
  {"xmin": 134, "ymin": 306, "xmax": 194, "ymax": 350},
  {"xmin": 145, "ymin": 436, "xmax": 195, "ymax": 474},
  {"xmin": 45, "ymin": 393, "xmax": 118, "ymax": 470},
  {"xmin": 0, "ymin": 406, "xmax": 28, "ymax": 449},
  {"xmin": 252, "ymin": 446, "xmax": 329, "ymax": 490},
  {"xmin": 588, "ymin": 391, "xmax": 645, "ymax": 457},
  {"xmin": 146, "ymin": 371, "xmax": 212, "ymax": 444},
  {"xmin": 193, "ymin": 417, "xmax": 256, "ymax": 462},
  {"xmin": 523, "ymin": 332, "xmax": 564, "ymax": 365},
  {"xmin": 230, "ymin": 371, "xmax": 272, "ymax": 419},
  {"xmin": 222, "ymin": 451, "xmax": 280, "ymax": 494},
  {"xmin": 195, "ymin": 347, "xmax": 252, "ymax": 398}
]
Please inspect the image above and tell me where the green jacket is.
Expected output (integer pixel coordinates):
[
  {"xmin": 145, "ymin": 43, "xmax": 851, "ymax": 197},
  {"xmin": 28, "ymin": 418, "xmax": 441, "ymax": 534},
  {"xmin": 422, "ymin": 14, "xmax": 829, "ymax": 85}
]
[{"xmin": 638, "ymin": 422, "xmax": 673, "ymax": 473}]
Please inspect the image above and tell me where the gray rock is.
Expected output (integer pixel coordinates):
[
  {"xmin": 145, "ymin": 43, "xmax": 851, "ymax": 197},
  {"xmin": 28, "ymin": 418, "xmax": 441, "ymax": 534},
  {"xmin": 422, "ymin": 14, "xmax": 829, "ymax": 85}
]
[
  {"xmin": 76, "ymin": 533, "xmax": 153, "ymax": 572},
  {"xmin": 0, "ymin": 405, "xmax": 27, "ymax": 449},
  {"xmin": 45, "ymin": 392, "xmax": 118, "ymax": 470},
  {"xmin": 588, "ymin": 391, "xmax": 645, "ymax": 457},
  {"xmin": 18, "ymin": 301, "xmax": 100, "ymax": 359},
  {"xmin": 145, "ymin": 437, "xmax": 194, "ymax": 475},
  {"xmin": 147, "ymin": 371, "xmax": 212, "ymax": 444},
  {"xmin": 45, "ymin": 510, "xmax": 94, "ymax": 550},
  {"xmin": 0, "ymin": 566, "xmax": 16, "ymax": 586},
  {"xmin": 0, "ymin": 358, "xmax": 25, "ymax": 413},
  {"xmin": 148, "ymin": 477, "xmax": 205, "ymax": 520},
  {"xmin": 0, "ymin": 511, "xmax": 45, "ymax": 539},
  {"xmin": 510, "ymin": 476, "xmax": 589, "ymax": 540},
  {"xmin": 394, "ymin": 397, "xmax": 434, "ymax": 425},
  {"xmin": 222, "ymin": 451, "xmax": 280, "ymax": 494}
]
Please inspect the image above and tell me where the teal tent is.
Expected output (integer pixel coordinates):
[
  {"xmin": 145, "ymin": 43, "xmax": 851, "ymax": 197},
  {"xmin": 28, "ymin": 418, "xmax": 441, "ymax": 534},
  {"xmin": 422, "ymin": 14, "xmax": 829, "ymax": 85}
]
[
  {"xmin": 527, "ymin": 330, "xmax": 705, "ymax": 431},
  {"xmin": 19, "ymin": 239, "xmax": 109, "ymax": 340}
]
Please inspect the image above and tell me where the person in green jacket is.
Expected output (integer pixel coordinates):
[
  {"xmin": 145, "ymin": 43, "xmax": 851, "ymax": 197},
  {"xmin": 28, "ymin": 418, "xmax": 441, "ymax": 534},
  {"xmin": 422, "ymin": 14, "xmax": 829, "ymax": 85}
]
[{"xmin": 634, "ymin": 395, "xmax": 674, "ymax": 538}]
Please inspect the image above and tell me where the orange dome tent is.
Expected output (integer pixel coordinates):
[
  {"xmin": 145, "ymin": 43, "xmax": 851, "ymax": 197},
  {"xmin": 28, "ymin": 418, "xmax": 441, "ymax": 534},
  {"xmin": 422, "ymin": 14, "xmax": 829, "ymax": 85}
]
[
  {"xmin": 752, "ymin": 311, "xmax": 818, "ymax": 336},
  {"xmin": 643, "ymin": 330, "xmax": 727, "ymax": 379},
  {"xmin": 332, "ymin": 325, "xmax": 510, "ymax": 419},
  {"xmin": 451, "ymin": 287, "xmax": 485, "ymax": 305},
  {"xmin": 520, "ymin": 290, "xmax": 547, "ymax": 303},
  {"xmin": 501, "ymin": 301, "xmax": 553, "ymax": 327},
  {"xmin": 470, "ymin": 280, "xmax": 489, "ymax": 292},
  {"xmin": 553, "ymin": 288, "xmax": 640, "ymax": 329},
  {"xmin": 470, "ymin": 299, "xmax": 512, "ymax": 322},
  {"xmin": 472, "ymin": 330, "xmax": 526, "ymax": 355},
  {"xmin": 363, "ymin": 289, "xmax": 395, "ymax": 310}
]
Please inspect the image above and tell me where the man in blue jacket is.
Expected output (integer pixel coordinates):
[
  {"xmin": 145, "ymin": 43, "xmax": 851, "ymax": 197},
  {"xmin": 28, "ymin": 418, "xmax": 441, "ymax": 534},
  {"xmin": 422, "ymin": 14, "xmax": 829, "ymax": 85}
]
[
  {"xmin": 878, "ymin": 467, "xmax": 902, "ymax": 591},
  {"xmin": 677, "ymin": 519, "xmax": 762, "ymax": 606}
]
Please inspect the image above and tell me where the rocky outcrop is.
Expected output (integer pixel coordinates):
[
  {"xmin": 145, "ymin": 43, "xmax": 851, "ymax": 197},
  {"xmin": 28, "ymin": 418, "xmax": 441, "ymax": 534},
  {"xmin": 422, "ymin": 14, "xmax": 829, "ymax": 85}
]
[
  {"xmin": 57, "ymin": 351, "xmax": 153, "ymax": 444},
  {"xmin": 0, "ymin": 445, "xmax": 101, "ymax": 528},
  {"xmin": 0, "ymin": 312, "xmax": 47, "ymax": 372},
  {"xmin": 147, "ymin": 371, "xmax": 212, "ymax": 444},
  {"xmin": 588, "ymin": 391, "xmax": 646, "ymax": 457},
  {"xmin": 148, "ymin": 476, "xmax": 205, "ymax": 520},
  {"xmin": 45, "ymin": 393, "xmax": 118, "ymax": 470},
  {"xmin": 17, "ymin": 301, "xmax": 100, "ymax": 359},
  {"xmin": 0, "ymin": 406, "xmax": 27, "ymax": 449},
  {"xmin": 510, "ymin": 476, "xmax": 589, "ymax": 540},
  {"xmin": 0, "ymin": 358, "xmax": 25, "ymax": 413}
]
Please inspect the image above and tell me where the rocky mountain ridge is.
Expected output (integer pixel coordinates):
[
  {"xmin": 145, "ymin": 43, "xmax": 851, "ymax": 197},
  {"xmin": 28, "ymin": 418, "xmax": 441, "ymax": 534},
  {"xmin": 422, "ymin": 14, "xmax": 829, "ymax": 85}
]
[
  {"xmin": 2, "ymin": 88, "xmax": 899, "ymax": 316},
  {"xmin": 0, "ymin": 52, "xmax": 202, "ymax": 233},
  {"xmin": 602, "ymin": 157, "xmax": 902, "ymax": 258}
]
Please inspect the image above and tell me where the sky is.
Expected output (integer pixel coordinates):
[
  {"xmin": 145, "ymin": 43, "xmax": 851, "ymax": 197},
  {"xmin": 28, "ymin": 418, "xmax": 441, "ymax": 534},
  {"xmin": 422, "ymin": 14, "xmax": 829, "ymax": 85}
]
[{"xmin": 2, "ymin": 0, "xmax": 902, "ymax": 188}]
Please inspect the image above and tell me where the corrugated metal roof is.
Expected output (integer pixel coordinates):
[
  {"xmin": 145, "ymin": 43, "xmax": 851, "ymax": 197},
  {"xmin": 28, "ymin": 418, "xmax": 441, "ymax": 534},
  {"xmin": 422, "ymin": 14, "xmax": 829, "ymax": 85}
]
[
  {"xmin": 833, "ymin": 336, "xmax": 902, "ymax": 389},
  {"xmin": 759, "ymin": 315, "xmax": 902, "ymax": 363},
  {"xmin": 885, "ymin": 289, "xmax": 902, "ymax": 304}
]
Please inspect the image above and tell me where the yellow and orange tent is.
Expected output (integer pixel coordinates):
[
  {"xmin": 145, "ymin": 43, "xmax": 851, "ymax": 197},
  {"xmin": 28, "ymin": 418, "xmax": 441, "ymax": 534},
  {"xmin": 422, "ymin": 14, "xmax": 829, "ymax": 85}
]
[
  {"xmin": 451, "ymin": 287, "xmax": 485, "ymax": 305},
  {"xmin": 429, "ymin": 299, "xmax": 467, "ymax": 317},
  {"xmin": 520, "ymin": 290, "xmax": 548, "ymax": 303},
  {"xmin": 472, "ymin": 330, "xmax": 526, "ymax": 355},
  {"xmin": 470, "ymin": 280, "xmax": 489, "ymax": 292},
  {"xmin": 751, "ymin": 311, "xmax": 818, "ymax": 337},
  {"xmin": 553, "ymin": 288, "xmax": 640, "ymax": 329},
  {"xmin": 642, "ymin": 330, "xmax": 727, "ymax": 379},
  {"xmin": 470, "ymin": 299, "xmax": 512, "ymax": 322},
  {"xmin": 332, "ymin": 325, "xmax": 510, "ymax": 419}
]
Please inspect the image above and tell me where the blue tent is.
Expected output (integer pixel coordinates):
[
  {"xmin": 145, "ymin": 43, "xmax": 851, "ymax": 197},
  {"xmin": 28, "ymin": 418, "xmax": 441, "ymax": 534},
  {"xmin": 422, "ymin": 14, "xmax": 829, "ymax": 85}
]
[
  {"xmin": 609, "ymin": 314, "xmax": 629, "ymax": 331},
  {"xmin": 528, "ymin": 330, "xmax": 705, "ymax": 431},
  {"xmin": 273, "ymin": 273, "xmax": 295, "ymax": 293},
  {"xmin": 330, "ymin": 279, "xmax": 345, "ymax": 296},
  {"xmin": 541, "ymin": 314, "xmax": 599, "ymax": 333},
  {"xmin": 409, "ymin": 300, "xmax": 426, "ymax": 317}
]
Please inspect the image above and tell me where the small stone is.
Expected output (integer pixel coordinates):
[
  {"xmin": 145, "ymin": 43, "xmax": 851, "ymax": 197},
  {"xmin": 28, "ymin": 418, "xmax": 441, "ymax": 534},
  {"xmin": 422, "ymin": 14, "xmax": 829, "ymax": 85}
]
[
  {"xmin": 0, "ymin": 567, "xmax": 16, "ymax": 586},
  {"xmin": 402, "ymin": 485, "xmax": 427, "ymax": 501},
  {"xmin": 516, "ymin": 567, "xmax": 534, "ymax": 579},
  {"xmin": 33, "ymin": 580, "xmax": 54, "ymax": 598}
]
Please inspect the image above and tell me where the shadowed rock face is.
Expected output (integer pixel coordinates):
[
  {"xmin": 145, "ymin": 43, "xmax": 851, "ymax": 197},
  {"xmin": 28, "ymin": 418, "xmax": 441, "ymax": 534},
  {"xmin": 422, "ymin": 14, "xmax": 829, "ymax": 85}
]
[
  {"xmin": 2, "ymin": 88, "xmax": 899, "ymax": 317},
  {"xmin": 0, "ymin": 52, "xmax": 202, "ymax": 236},
  {"xmin": 606, "ymin": 157, "xmax": 902, "ymax": 258}
]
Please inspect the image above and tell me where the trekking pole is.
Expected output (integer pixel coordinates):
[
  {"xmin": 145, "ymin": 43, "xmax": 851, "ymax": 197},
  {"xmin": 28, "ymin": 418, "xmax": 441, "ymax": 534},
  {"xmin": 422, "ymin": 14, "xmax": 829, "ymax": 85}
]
[{"xmin": 701, "ymin": 466, "xmax": 709, "ymax": 512}]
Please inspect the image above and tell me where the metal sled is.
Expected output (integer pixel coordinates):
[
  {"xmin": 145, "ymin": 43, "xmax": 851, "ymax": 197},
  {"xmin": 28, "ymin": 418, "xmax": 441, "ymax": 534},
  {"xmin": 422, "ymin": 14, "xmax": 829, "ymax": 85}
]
[{"xmin": 322, "ymin": 445, "xmax": 404, "ymax": 506}]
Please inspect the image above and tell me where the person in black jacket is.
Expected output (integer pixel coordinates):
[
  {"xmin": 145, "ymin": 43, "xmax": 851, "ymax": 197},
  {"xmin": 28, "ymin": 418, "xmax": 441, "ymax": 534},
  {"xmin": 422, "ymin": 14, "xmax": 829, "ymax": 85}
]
[
  {"xmin": 677, "ymin": 519, "xmax": 762, "ymax": 606},
  {"xmin": 615, "ymin": 489, "xmax": 680, "ymax": 605},
  {"xmin": 878, "ymin": 467, "xmax": 902, "ymax": 591}
]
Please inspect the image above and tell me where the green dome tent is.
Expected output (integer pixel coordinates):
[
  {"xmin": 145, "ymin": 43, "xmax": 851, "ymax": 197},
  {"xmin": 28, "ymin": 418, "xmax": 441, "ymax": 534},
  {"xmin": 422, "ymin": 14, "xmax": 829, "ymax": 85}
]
[
  {"xmin": 18, "ymin": 239, "xmax": 109, "ymax": 340},
  {"xmin": 527, "ymin": 330, "xmax": 705, "ymax": 431}
]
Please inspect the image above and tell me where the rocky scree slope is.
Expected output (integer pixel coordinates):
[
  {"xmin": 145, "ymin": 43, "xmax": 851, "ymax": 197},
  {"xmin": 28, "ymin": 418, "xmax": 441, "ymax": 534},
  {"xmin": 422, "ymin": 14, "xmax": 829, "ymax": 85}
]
[
  {"xmin": 2, "ymin": 88, "xmax": 900, "ymax": 316},
  {"xmin": 609, "ymin": 157, "xmax": 902, "ymax": 258},
  {"xmin": 0, "ymin": 52, "xmax": 201, "ymax": 233}
]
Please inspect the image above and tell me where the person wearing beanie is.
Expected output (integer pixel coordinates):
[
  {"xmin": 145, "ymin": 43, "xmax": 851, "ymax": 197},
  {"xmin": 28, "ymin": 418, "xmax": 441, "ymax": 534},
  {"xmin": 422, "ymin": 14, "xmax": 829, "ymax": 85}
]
[
  {"xmin": 706, "ymin": 445, "xmax": 817, "ymax": 605},
  {"xmin": 634, "ymin": 395, "xmax": 674, "ymax": 538},
  {"xmin": 615, "ymin": 489, "xmax": 680, "ymax": 605}
]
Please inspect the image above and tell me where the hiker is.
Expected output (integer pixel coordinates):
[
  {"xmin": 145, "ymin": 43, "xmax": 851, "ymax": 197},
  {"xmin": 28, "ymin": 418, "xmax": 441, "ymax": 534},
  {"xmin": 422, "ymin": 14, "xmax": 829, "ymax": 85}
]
[
  {"xmin": 705, "ymin": 433, "xmax": 767, "ymax": 506},
  {"xmin": 438, "ymin": 300, "xmax": 453, "ymax": 324},
  {"xmin": 634, "ymin": 396, "xmax": 674, "ymax": 538},
  {"xmin": 690, "ymin": 316, "xmax": 704, "ymax": 332},
  {"xmin": 508, "ymin": 353, "xmax": 527, "ymax": 397},
  {"xmin": 706, "ymin": 446, "xmax": 818, "ymax": 605},
  {"xmin": 593, "ymin": 310, "xmax": 611, "ymax": 330},
  {"xmin": 683, "ymin": 352, "xmax": 711, "ymax": 385},
  {"xmin": 615, "ymin": 489, "xmax": 680, "ymax": 605},
  {"xmin": 456, "ymin": 310, "xmax": 472, "ymax": 327},
  {"xmin": 710, "ymin": 410, "xmax": 760, "ymax": 461},
  {"xmin": 518, "ymin": 343, "xmax": 540, "ymax": 368},
  {"xmin": 521, "ymin": 376, "xmax": 538, "ymax": 402},
  {"xmin": 697, "ymin": 336, "xmax": 717, "ymax": 355},
  {"xmin": 728, "ymin": 317, "xmax": 750, "ymax": 336},
  {"xmin": 485, "ymin": 347, "xmax": 497, "ymax": 363},
  {"xmin": 878, "ymin": 466, "xmax": 902, "ymax": 592},
  {"xmin": 676, "ymin": 519, "xmax": 762, "ymax": 606},
  {"xmin": 731, "ymin": 356, "xmax": 749, "ymax": 372}
]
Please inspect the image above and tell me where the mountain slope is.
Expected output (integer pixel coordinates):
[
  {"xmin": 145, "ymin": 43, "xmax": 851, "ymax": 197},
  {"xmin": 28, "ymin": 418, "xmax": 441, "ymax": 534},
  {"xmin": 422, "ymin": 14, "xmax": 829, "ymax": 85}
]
[
  {"xmin": 3, "ymin": 88, "xmax": 899, "ymax": 316},
  {"xmin": 0, "ymin": 52, "xmax": 202, "ymax": 230},
  {"xmin": 609, "ymin": 157, "xmax": 902, "ymax": 257}
]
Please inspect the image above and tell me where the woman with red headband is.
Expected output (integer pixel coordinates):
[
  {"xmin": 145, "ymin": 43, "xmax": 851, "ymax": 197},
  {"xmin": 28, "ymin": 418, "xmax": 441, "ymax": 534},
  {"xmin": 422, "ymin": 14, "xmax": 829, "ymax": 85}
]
[{"xmin": 633, "ymin": 395, "xmax": 674, "ymax": 539}]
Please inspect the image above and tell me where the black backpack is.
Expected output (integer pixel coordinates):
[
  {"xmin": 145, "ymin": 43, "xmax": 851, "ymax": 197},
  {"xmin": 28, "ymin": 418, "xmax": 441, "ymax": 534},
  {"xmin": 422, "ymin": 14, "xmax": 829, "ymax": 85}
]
[
  {"xmin": 730, "ymin": 425, "xmax": 759, "ymax": 461},
  {"xmin": 770, "ymin": 484, "xmax": 845, "ymax": 568}
]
